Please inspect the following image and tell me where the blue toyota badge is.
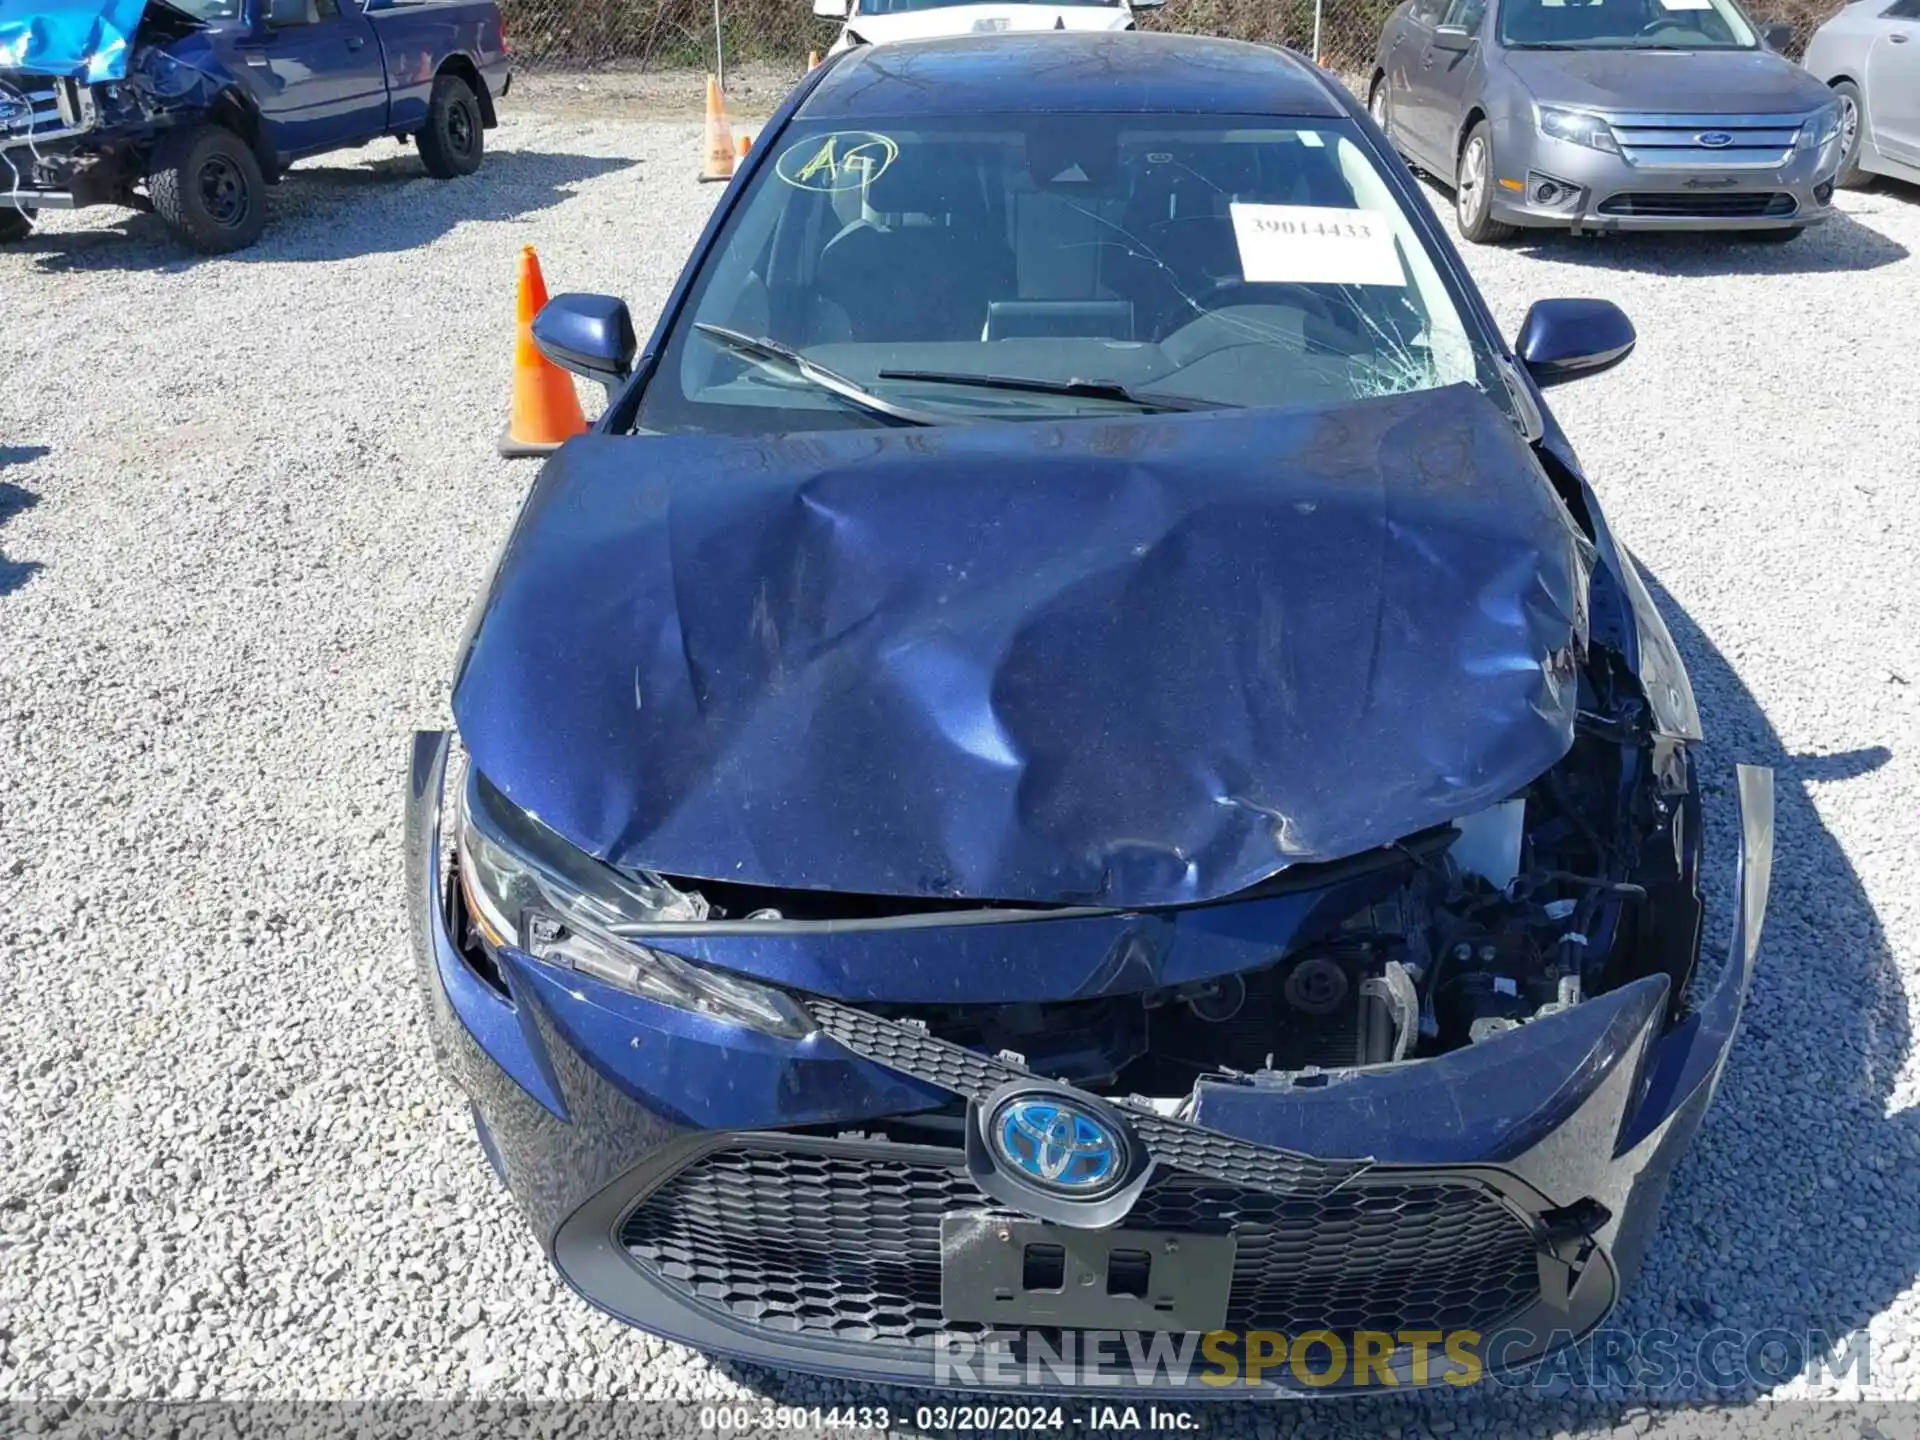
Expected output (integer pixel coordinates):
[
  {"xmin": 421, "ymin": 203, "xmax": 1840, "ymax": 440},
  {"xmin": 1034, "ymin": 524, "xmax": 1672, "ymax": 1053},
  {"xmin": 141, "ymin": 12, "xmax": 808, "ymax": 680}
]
[
  {"xmin": 1697, "ymin": 131, "xmax": 1735, "ymax": 148},
  {"xmin": 991, "ymin": 1097, "xmax": 1124, "ymax": 1194}
]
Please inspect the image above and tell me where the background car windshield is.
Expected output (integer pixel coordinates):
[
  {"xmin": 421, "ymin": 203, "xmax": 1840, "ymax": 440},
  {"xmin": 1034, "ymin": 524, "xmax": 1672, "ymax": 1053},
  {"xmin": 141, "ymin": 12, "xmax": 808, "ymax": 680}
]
[
  {"xmin": 857, "ymin": 0, "xmax": 1119, "ymax": 11},
  {"xmin": 635, "ymin": 114, "xmax": 1495, "ymax": 434},
  {"xmin": 1498, "ymin": 0, "xmax": 1757, "ymax": 48}
]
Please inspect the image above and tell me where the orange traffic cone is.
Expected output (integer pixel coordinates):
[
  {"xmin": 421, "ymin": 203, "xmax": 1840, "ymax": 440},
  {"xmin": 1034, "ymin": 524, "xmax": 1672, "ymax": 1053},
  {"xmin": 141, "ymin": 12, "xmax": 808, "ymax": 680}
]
[
  {"xmin": 699, "ymin": 74, "xmax": 735, "ymax": 183},
  {"xmin": 498, "ymin": 245, "xmax": 588, "ymax": 458},
  {"xmin": 736, "ymin": 132, "xmax": 753, "ymax": 160}
]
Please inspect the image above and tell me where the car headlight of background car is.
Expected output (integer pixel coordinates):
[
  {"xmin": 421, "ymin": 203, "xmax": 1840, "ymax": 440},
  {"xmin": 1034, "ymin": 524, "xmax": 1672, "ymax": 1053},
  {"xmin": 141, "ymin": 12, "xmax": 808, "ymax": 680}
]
[
  {"xmin": 1795, "ymin": 104, "xmax": 1844, "ymax": 153},
  {"xmin": 453, "ymin": 764, "xmax": 813, "ymax": 1038},
  {"xmin": 1537, "ymin": 105, "xmax": 1621, "ymax": 154}
]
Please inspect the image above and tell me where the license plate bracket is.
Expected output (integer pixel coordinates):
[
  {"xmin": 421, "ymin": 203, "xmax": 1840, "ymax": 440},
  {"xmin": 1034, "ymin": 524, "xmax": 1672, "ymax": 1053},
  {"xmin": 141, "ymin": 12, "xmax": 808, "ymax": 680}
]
[{"xmin": 940, "ymin": 1216, "xmax": 1234, "ymax": 1333}]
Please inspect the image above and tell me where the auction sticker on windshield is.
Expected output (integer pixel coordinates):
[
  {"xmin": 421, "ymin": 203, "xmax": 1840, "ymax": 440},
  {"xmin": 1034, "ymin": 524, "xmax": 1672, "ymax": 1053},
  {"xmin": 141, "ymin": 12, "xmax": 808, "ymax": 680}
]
[
  {"xmin": 776, "ymin": 131, "xmax": 900, "ymax": 192},
  {"xmin": 1229, "ymin": 203, "xmax": 1404, "ymax": 288}
]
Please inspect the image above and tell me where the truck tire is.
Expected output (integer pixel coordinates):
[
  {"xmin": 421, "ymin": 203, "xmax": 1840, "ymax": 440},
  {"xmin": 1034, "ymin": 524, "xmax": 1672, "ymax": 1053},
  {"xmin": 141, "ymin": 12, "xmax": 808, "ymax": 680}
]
[
  {"xmin": 0, "ymin": 207, "xmax": 32, "ymax": 243},
  {"xmin": 418, "ymin": 73, "xmax": 484, "ymax": 179},
  {"xmin": 148, "ymin": 124, "xmax": 268, "ymax": 254}
]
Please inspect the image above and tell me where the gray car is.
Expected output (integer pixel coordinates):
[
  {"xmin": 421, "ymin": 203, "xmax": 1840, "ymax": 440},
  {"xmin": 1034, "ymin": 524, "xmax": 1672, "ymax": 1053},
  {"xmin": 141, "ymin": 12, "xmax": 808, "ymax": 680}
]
[
  {"xmin": 1368, "ymin": 0, "xmax": 1848, "ymax": 241},
  {"xmin": 1803, "ymin": 0, "xmax": 1920, "ymax": 189}
]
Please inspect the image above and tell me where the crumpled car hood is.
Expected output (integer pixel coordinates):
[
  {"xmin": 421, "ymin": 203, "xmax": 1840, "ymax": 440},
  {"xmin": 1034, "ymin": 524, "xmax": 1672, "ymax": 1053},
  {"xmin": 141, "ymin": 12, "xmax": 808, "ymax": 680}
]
[
  {"xmin": 454, "ymin": 386, "xmax": 1592, "ymax": 909},
  {"xmin": 0, "ymin": 0, "xmax": 199, "ymax": 81}
]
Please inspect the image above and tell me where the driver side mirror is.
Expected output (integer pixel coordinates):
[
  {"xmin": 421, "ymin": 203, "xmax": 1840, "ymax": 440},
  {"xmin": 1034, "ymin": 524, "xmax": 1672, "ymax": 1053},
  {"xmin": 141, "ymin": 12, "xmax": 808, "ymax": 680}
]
[
  {"xmin": 813, "ymin": 0, "xmax": 848, "ymax": 17},
  {"xmin": 1761, "ymin": 21, "xmax": 1793, "ymax": 49},
  {"xmin": 1432, "ymin": 22, "xmax": 1473, "ymax": 49},
  {"xmin": 532, "ymin": 294, "xmax": 637, "ymax": 394},
  {"xmin": 1515, "ymin": 298, "xmax": 1635, "ymax": 386}
]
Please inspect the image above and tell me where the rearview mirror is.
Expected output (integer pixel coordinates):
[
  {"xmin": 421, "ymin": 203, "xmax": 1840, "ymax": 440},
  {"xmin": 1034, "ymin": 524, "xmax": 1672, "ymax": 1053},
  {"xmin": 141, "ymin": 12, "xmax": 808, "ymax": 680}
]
[
  {"xmin": 1761, "ymin": 20, "xmax": 1793, "ymax": 48},
  {"xmin": 1515, "ymin": 298, "xmax": 1635, "ymax": 386},
  {"xmin": 532, "ymin": 293, "xmax": 637, "ymax": 394},
  {"xmin": 813, "ymin": 0, "xmax": 848, "ymax": 17},
  {"xmin": 1432, "ymin": 23, "xmax": 1472, "ymax": 49}
]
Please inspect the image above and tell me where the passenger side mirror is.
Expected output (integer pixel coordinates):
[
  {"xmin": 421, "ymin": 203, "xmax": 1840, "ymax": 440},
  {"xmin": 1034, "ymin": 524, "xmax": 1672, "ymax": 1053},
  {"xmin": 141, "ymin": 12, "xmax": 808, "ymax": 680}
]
[
  {"xmin": 1515, "ymin": 298, "xmax": 1635, "ymax": 386},
  {"xmin": 1432, "ymin": 22, "xmax": 1473, "ymax": 48},
  {"xmin": 1761, "ymin": 21, "xmax": 1794, "ymax": 48},
  {"xmin": 813, "ymin": 0, "xmax": 848, "ymax": 17},
  {"xmin": 532, "ymin": 294, "xmax": 637, "ymax": 394}
]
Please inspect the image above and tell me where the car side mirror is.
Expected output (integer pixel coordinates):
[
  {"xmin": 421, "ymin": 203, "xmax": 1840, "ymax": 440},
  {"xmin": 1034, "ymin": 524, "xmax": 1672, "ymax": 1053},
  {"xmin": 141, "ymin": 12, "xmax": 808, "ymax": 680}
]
[
  {"xmin": 1761, "ymin": 21, "xmax": 1793, "ymax": 49},
  {"xmin": 532, "ymin": 294, "xmax": 637, "ymax": 394},
  {"xmin": 1515, "ymin": 298, "xmax": 1635, "ymax": 386},
  {"xmin": 813, "ymin": 0, "xmax": 848, "ymax": 17},
  {"xmin": 1432, "ymin": 22, "xmax": 1473, "ymax": 49}
]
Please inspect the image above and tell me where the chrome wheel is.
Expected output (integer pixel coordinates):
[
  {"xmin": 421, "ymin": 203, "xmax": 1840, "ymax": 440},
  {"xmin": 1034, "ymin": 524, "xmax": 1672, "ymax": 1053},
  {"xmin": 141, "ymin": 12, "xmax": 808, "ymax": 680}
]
[
  {"xmin": 1457, "ymin": 136, "xmax": 1488, "ymax": 224},
  {"xmin": 1370, "ymin": 82, "xmax": 1389, "ymax": 136},
  {"xmin": 1838, "ymin": 92, "xmax": 1859, "ymax": 162}
]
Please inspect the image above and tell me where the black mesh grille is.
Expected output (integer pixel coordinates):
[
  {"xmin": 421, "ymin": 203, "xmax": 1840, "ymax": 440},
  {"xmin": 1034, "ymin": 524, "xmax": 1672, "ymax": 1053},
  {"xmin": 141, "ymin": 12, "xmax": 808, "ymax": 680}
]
[
  {"xmin": 807, "ymin": 998, "xmax": 1369, "ymax": 1197},
  {"xmin": 619, "ymin": 1139, "xmax": 1542, "ymax": 1346},
  {"xmin": 1597, "ymin": 192, "xmax": 1797, "ymax": 219}
]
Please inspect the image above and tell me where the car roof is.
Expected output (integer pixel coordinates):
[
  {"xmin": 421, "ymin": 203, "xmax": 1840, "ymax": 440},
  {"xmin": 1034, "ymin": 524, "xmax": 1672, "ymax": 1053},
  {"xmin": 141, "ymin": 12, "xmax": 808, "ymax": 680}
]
[{"xmin": 796, "ymin": 32, "xmax": 1350, "ymax": 120}]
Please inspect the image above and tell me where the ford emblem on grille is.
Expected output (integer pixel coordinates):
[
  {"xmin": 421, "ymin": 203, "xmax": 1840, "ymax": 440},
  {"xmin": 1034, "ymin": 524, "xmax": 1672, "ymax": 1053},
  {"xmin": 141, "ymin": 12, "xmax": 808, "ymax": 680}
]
[
  {"xmin": 1697, "ymin": 131, "xmax": 1735, "ymax": 148},
  {"xmin": 991, "ymin": 1097, "xmax": 1124, "ymax": 1193}
]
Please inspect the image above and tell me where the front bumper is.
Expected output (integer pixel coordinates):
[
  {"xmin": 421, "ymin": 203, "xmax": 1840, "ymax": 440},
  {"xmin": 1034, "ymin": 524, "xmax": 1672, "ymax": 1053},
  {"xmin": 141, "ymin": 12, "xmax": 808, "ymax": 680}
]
[
  {"xmin": 1487, "ymin": 115, "xmax": 1840, "ymax": 233},
  {"xmin": 406, "ymin": 732, "xmax": 1774, "ymax": 1394}
]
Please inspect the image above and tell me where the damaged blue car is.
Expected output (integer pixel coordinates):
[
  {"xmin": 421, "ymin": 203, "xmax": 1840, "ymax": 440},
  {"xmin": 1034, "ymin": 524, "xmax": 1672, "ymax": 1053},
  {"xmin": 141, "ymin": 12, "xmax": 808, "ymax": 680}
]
[
  {"xmin": 407, "ymin": 33, "xmax": 1776, "ymax": 1392},
  {"xmin": 0, "ymin": 0, "xmax": 508, "ymax": 252}
]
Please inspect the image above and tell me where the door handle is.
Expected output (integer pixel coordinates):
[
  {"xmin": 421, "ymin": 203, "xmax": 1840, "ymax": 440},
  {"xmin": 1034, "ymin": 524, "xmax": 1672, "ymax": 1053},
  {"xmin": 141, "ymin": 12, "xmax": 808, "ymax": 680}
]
[
  {"xmin": 346, "ymin": 35, "xmax": 366, "ymax": 49},
  {"xmin": 1890, "ymin": 30, "xmax": 1910, "ymax": 41}
]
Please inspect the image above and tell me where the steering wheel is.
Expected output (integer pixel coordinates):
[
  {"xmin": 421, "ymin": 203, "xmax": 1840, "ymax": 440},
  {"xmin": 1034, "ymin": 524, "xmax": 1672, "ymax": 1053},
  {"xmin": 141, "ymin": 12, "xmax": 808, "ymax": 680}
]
[
  {"xmin": 1637, "ymin": 14, "xmax": 1696, "ymax": 36},
  {"xmin": 1189, "ymin": 278, "xmax": 1349, "ymax": 331}
]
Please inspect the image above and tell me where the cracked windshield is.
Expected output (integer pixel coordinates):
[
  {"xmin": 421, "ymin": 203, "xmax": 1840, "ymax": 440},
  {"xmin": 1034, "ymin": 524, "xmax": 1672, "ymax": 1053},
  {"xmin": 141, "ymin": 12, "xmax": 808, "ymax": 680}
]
[{"xmin": 635, "ymin": 114, "xmax": 1492, "ymax": 434}]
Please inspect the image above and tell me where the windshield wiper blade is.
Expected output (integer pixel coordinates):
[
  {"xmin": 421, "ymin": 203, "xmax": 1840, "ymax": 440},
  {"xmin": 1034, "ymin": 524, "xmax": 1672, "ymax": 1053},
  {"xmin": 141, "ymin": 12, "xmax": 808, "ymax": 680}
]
[
  {"xmin": 693, "ymin": 324, "xmax": 945, "ymax": 426},
  {"xmin": 876, "ymin": 369, "xmax": 1231, "ymax": 413}
]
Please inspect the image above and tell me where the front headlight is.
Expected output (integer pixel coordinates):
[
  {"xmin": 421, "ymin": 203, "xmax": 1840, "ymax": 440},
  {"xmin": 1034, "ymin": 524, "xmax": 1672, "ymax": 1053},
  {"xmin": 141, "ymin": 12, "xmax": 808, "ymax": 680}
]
[
  {"xmin": 1537, "ymin": 106, "xmax": 1621, "ymax": 154},
  {"xmin": 453, "ymin": 765, "xmax": 813, "ymax": 1038},
  {"xmin": 1796, "ymin": 104, "xmax": 1842, "ymax": 151}
]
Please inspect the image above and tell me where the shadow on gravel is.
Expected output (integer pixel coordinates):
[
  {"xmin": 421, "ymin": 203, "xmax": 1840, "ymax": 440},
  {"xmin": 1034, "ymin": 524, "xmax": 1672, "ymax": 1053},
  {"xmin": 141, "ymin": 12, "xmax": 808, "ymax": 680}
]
[
  {"xmin": 15, "ymin": 150, "xmax": 635, "ymax": 271},
  {"xmin": 0, "ymin": 448, "xmax": 45, "ymax": 596},
  {"xmin": 1505, "ymin": 207, "xmax": 1909, "ymax": 276},
  {"xmin": 701, "ymin": 572, "xmax": 1913, "ymax": 1428}
]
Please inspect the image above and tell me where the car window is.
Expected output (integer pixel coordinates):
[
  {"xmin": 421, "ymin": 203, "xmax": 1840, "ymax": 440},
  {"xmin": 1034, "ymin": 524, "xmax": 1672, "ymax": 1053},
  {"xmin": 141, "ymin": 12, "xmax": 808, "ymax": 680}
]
[
  {"xmin": 1884, "ymin": 0, "xmax": 1920, "ymax": 19},
  {"xmin": 1441, "ymin": 0, "xmax": 1488, "ymax": 26},
  {"xmin": 632, "ymin": 114, "xmax": 1500, "ymax": 437},
  {"xmin": 266, "ymin": 0, "xmax": 340, "ymax": 24},
  {"xmin": 859, "ymin": 0, "xmax": 1119, "ymax": 10},
  {"xmin": 1409, "ymin": 0, "xmax": 1447, "ymax": 24},
  {"xmin": 1497, "ymin": 0, "xmax": 1756, "ymax": 48}
]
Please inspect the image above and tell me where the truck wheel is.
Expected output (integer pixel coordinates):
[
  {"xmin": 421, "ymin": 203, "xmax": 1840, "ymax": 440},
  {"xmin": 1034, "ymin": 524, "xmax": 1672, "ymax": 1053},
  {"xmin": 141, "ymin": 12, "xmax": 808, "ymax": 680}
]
[
  {"xmin": 418, "ymin": 73, "xmax": 484, "ymax": 179},
  {"xmin": 0, "ymin": 208, "xmax": 33, "ymax": 243},
  {"xmin": 148, "ymin": 124, "xmax": 268, "ymax": 254}
]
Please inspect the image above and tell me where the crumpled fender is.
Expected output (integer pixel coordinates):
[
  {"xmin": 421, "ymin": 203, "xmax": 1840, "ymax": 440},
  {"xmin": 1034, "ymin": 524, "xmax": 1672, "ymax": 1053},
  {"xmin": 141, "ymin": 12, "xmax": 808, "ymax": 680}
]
[{"xmin": 0, "ymin": 0, "xmax": 181, "ymax": 81}]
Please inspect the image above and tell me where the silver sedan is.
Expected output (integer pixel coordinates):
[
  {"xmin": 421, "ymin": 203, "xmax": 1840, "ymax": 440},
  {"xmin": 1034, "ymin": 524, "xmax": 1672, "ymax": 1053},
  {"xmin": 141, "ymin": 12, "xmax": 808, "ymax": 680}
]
[
  {"xmin": 1368, "ymin": 0, "xmax": 1847, "ymax": 242},
  {"xmin": 1803, "ymin": 0, "xmax": 1920, "ymax": 189}
]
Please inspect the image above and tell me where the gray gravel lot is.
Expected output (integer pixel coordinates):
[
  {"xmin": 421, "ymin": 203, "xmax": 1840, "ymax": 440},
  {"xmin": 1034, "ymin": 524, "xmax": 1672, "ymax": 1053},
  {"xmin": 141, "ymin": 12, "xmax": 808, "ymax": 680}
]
[{"xmin": 2, "ymin": 98, "xmax": 1919, "ymax": 1436}]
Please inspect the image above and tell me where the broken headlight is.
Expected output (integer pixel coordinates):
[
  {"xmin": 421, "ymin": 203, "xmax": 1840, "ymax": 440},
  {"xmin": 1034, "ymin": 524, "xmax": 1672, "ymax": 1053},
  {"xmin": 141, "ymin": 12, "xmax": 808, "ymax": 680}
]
[{"xmin": 452, "ymin": 764, "xmax": 813, "ymax": 1038}]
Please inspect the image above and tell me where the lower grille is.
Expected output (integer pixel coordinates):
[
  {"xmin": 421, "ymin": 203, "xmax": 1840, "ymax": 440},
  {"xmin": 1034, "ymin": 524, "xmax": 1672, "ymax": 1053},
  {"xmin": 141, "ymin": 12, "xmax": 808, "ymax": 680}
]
[
  {"xmin": 618, "ymin": 1137, "xmax": 1542, "ymax": 1345},
  {"xmin": 1597, "ymin": 192, "xmax": 1797, "ymax": 219}
]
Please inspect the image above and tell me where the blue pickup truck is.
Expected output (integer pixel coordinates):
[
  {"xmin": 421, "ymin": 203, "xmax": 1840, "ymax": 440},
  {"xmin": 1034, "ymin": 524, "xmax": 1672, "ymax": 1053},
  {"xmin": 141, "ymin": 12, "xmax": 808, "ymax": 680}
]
[{"xmin": 0, "ymin": 0, "xmax": 510, "ymax": 251}]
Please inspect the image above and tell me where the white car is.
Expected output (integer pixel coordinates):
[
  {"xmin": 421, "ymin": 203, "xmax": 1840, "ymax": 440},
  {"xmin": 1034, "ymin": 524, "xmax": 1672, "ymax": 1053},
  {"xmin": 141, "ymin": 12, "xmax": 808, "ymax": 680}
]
[
  {"xmin": 812, "ymin": 0, "xmax": 1161, "ymax": 54},
  {"xmin": 1803, "ymin": 0, "xmax": 1920, "ymax": 188}
]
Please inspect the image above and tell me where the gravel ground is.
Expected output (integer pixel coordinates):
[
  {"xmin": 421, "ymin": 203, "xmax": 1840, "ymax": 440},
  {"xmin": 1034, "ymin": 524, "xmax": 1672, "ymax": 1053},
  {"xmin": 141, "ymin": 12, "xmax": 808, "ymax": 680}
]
[{"xmin": 3, "ymin": 92, "xmax": 1919, "ymax": 1437}]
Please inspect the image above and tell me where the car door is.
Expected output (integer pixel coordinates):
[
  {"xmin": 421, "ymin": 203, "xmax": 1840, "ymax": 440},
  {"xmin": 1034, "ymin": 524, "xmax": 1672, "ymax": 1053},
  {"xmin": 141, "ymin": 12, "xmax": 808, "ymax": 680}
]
[
  {"xmin": 1869, "ymin": 0, "xmax": 1920, "ymax": 164},
  {"xmin": 234, "ymin": 0, "xmax": 387, "ymax": 157},
  {"xmin": 1387, "ymin": 0, "xmax": 1448, "ymax": 164},
  {"xmin": 1415, "ymin": 0, "xmax": 1488, "ymax": 165}
]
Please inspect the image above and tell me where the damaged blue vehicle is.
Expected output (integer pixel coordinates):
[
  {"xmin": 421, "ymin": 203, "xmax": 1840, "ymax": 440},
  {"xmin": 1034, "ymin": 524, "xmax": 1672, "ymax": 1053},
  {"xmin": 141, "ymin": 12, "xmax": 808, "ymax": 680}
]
[
  {"xmin": 407, "ymin": 33, "xmax": 1776, "ymax": 1392},
  {"xmin": 0, "ymin": 0, "xmax": 508, "ymax": 252}
]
